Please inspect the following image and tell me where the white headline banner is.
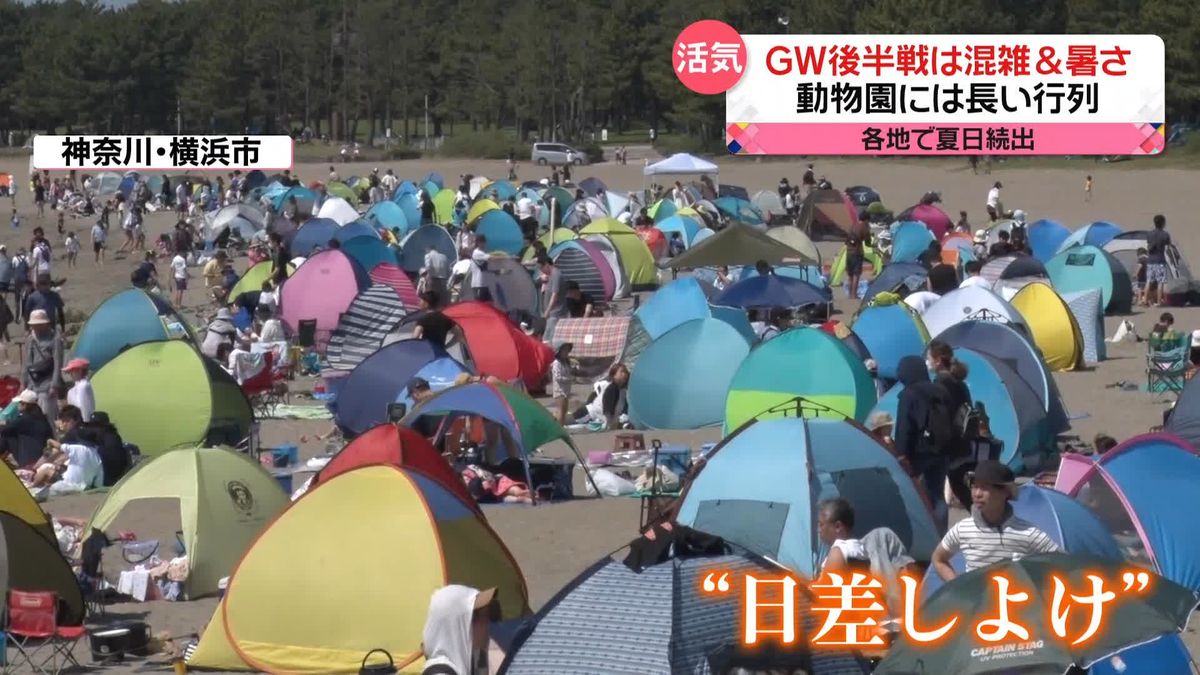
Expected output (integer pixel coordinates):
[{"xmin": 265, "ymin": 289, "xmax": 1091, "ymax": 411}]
[{"xmin": 32, "ymin": 135, "xmax": 294, "ymax": 171}]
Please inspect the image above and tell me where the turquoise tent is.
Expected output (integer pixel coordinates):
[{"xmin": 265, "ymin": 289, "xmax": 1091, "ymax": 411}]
[
  {"xmin": 475, "ymin": 210, "xmax": 524, "ymax": 256},
  {"xmin": 271, "ymin": 186, "xmax": 316, "ymax": 213},
  {"xmin": 889, "ymin": 221, "xmax": 935, "ymax": 263},
  {"xmin": 394, "ymin": 193, "xmax": 422, "ymax": 231},
  {"xmin": 628, "ymin": 318, "xmax": 752, "ymax": 430},
  {"xmin": 72, "ymin": 289, "xmax": 195, "ymax": 372},
  {"xmin": 675, "ymin": 417, "xmax": 940, "ymax": 576},
  {"xmin": 851, "ymin": 301, "xmax": 930, "ymax": 380},
  {"xmin": 1046, "ymin": 245, "xmax": 1133, "ymax": 314},
  {"xmin": 654, "ymin": 215, "xmax": 703, "ymax": 248},
  {"xmin": 341, "ymin": 236, "xmax": 399, "ymax": 271},
  {"xmin": 724, "ymin": 327, "xmax": 877, "ymax": 433},
  {"xmin": 365, "ymin": 201, "xmax": 411, "ymax": 236}
]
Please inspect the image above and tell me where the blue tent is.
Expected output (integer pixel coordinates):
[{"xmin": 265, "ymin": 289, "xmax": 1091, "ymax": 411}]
[
  {"xmin": 871, "ymin": 347, "xmax": 1052, "ymax": 470},
  {"xmin": 890, "ymin": 221, "xmax": 935, "ymax": 263},
  {"xmin": 1046, "ymin": 244, "xmax": 1133, "ymax": 314},
  {"xmin": 475, "ymin": 209, "xmax": 524, "ymax": 256},
  {"xmin": 713, "ymin": 274, "xmax": 829, "ymax": 309},
  {"xmin": 1089, "ymin": 635, "xmax": 1195, "ymax": 675},
  {"xmin": 1058, "ymin": 221, "xmax": 1123, "ymax": 254},
  {"xmin": 422, "ymin": 172, "xmax": 444, "ymax": 189},
  {"xmin": 393, "ymin": 357, "xmax": 469, "ymax": 410},
  {"xmin": 332, "ymin": 339, "xmax": 462, "ymax": 435},
  {"xmin": 735, "ymin": 263, "xmax": 827, "ymax": 290},
  {"xmin": 341, "ymin": 236, "xmax": 399, "ymax": 272},
  {"xmin": 394, "ymin": 193, "xmax": 422, "ymax": 230},
  {"xmin": 271, "ymin": 186, "xmax": 317, "ymax": 213},
  {"xmin": 501, "ymin": 552, "xmax": 871, "ymax": 675},
  {"xmin": 632, "ymin": 277, "xmax": 753, "ymax": 343},
  {"xmin": 333, "ymin": 220, "xmax": 380, "ymax": 243},
  {"xmin": 921, "ymin": 484, "xmax": 1124, "ymax": 598},
  {"xmin": 851, "ymin": 301, "xmax": 929, "ymax": 380},
  {"xmin": 713, "ymin": 197, "xmax": 765, "ymax": 225},
  {"xmin": 862, "ymin": 262, "xmax": 929, "ymax": 304},
  {"xmin": 118, "ymin": 172, "xmax": 138, "ymax": 199},
  {"xmin": 392, "ymin": 180, "xmax": 418, "ymax": 197},
  {"xmin": 398, "ymin": 225, "xmax": 457, "ymax": 273},
  {"xmin": 365, "ymin": 201, "xmax": 411, "ymax": 235},
  {"xmin": 290, "ymin": 218, "xmax": 340, "ymax": 257},
  {"xmin": 653, "ymin": 215, "xmax": 702, "ymax": 248},
  {"xmin": 479, "ymin": 180, "xmax": 517, "ymax": 201},
  {"xmin": 71, "ymin": 289, "xmax": 194, "ymax": 372},
  {"xmin": 675, "ymin": 417, "xmax": 940, "ymax": 576},
  {"xmin": 627, "ymin": 318, "xmax": 752, "ymax": 430},
  {"xmin": 243, "ymin": 170, "xmax": 267, "ymax": 191},
  {"xmin": 1028, "ymin": 218, "xmax": 1071, "ymax": 262}
]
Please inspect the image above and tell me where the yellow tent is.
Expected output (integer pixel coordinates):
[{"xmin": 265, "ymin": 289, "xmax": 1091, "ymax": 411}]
[
  {"xmin": 466, "ymin": 198, "xmax": 500, "ymax": 225},
  {"xmin": 189, "ymin": 465, "xmax": 529, "ymax": 674},
  {"xmin": 1010, "ymin": 281, "xmax": 1083, "ymax": 371},
  {"xmin": 0, "ymin": 462, "xmax": 54, "ymax": 544}
]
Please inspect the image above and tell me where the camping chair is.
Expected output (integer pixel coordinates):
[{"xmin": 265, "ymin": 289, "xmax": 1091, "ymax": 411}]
[
  {"xmin": 241, "ymin": 351, "xmax": 288, "ymax": 417},
  {"xmin": 296, "ymin": 319, "xmax": 318, "ymax": 349},
  {"xmin": 1147, "ymin": 332, "xmax": 1191, "ymax": 395},
  {"xmin": 5, "ymin": 590, "xmax": 85, "ymax": 674}
]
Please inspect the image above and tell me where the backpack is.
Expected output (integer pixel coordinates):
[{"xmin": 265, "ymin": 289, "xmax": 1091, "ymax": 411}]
[
  {"xmin": 955, "ymin": 401, "xmax": 985, "ymax": 446},
  {"xmin": 921, "ymin": 387, "xmax": 955, "ymax": 456}
]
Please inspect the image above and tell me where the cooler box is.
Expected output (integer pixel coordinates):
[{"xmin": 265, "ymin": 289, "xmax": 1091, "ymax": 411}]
[{"xmin": 652, "ymin": 443, "xmax": 692, "ymax": 477}]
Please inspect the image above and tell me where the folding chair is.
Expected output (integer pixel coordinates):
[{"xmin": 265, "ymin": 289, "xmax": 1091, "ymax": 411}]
[
  {"xmin": 5, "ymin": 590, "xmax": 85, "ymax": 674},
  {"xmin": 1147, "ymin": 332, "xmax": 1191, "ymax": 395},
  {"xmin": 296, "ymin": 319, "xmax": 318, "ymax": 349}
]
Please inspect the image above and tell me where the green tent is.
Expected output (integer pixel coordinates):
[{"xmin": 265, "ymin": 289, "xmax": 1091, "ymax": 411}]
[
  {"xmin": 87, "ymin": 446, "xmax": 288, "ymax": 598},
  {"xmin": 92, "ymin": 341, "xmax": 253, "ymax": 456},
  {"xmin": 667, "ymin": 223, "xmax": 819, "ymax": 269},
  {"xmin": 724, "ymin": 327, "xmax": 877, "ymax": 433},
  {"xmin": 432, "ymin": 189, "xmax": 457, "ymax": 225},
  {"xmin": 523, "ymin": 228, "xmax": 577, "ymax": 262},
  {"xmin": 325, "ymin": 181, "xmax": 359, "ymax": 203},
  {"xmin": 230, "ymin": 260, "xmax": 295, "ymax": 304},
  {"xmin": 579, "ymin": 218, "xmax": 659, "ymax": 290}
]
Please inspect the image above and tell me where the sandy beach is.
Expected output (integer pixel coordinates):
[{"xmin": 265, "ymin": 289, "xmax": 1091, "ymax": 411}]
[{"xmin": 4, "ymin": 152, "xmax": 1199, "ymax": 671}]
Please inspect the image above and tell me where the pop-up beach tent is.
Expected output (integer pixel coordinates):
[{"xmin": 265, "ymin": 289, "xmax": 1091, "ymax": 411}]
[
  {"xmin": 851, "ymin": 299, "xmax": 929, "ymax": 380},
  {"xmin": 229, "ymin": 260, "xmax": 295, "ymax": 304},
  {"xmin": 71, "ymin": 288, "xmax": 195, "ymax": 372},
  {"xmin": 92, "ymin": 341, "xmax": 253, "ymax": 456},
  {"xmin": 279, "ymin": 249, "xmax": 370, "ymax": 352},
  {"xmin": 920, "ymin": 285, "xmax": 1028, "ymax": 339},
  {"xmin": 0, "ymin": 512, "xmax": 85, "ymax": 625},
  {"xmin": 1010, "ymin": 281, "xmax": 1084, "ymax": 371},
  {"xmin": 443, "ymin": 302, "xmax": 553, "ymax": 392},
  {"xmin": 1046, "ymin": 245, "xmax": 1133, "ymax": 314},
  {"xmin": 87, "ymin": 446, "xmax": 288, "ymax": 598},
  {"xmin": 325, "ymin": 283, "xmax": 410, "ymax": 371},
  {"xmin": 675, "ymin": 417, "xmax": 940, "ymax": 577},
  {"xmin": 0, "ymin": 463, "xmax": 53, "ymax": 542},
  {"xmin": 332, "ymin": 339, "xmax": 468, "ymax": 435}
]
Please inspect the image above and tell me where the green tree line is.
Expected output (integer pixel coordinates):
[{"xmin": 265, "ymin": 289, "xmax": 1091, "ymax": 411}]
[{"xmin": 0, "ymin": 0, "xmax": 1195, "ymax": 147}]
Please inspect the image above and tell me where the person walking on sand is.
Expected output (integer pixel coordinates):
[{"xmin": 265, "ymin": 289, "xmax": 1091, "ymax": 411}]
[{"xmin": 1084, "ymin": 175, "xmax": 1093, "ymax": 202}]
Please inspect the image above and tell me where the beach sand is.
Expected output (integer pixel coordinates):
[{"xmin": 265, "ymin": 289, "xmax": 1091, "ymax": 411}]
[{"xmin": 3, "ymin": 153, "xmax": 1198, "ymax": 670}]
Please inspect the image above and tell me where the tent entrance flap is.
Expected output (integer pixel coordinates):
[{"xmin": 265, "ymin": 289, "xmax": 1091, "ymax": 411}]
[
  {"xmin": 693, "ymin": 499, "xmax": 789, "ymax": 559},
  {"xmin": 832, "ymin": 467, "xmax": 914, "ymax": 550}
]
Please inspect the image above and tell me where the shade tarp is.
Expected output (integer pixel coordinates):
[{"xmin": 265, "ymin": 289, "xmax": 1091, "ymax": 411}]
[
  {"xmin": 1046, "ymin": 245, "xmax": 1133, "ymax": 314},
  {"xmin": 1011, "ymin": 281, "xmax": 1084, "ymax": 371},
  {"xmin": 92, "ymin": 341, "xmax": 252, "ymax": 456},
  {"xmin": 666, "ymin": 223, "xmax": 818, "ymax": 269},
  {"xmin": 675, "ymin": 417, "xmax": 940, "ymax": 577},
  {"xmin": 642, "ymin": 152, "xmax": 718, "ymax": 176},
  {"xmin": 850, "ymin": 300, "xmax": 929, "ymax": 380},
  {"xmin": 443, "ymin": 302, "xmax": 554, "ymax": 392},
  {"xmin": 628, "ymin": 318, "xmax": 752, "ymax": 430},
  {"xmin": 279, "ymin": 249, "xmax": 370, "ymax": 351},
  {"xmin": 71, "ymin": 289, "xmax": 195, "ymax": 372},
  {"xmin": 725, "ymin": 327, "xmax": 877, "ymax": 433},
  {"xmin": 200, "ymin": 466, "xmax": 528, "ymax": 674}
]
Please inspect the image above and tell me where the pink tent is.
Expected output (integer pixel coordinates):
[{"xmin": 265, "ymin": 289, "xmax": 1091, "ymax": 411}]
[
  {"xmin": 904, "ymin": 203, "xmax": 953, "ymax": 240},
  {"xmin": 279, "ymin": 249, "xmax": 369, "ymax": 352},
  {"xmin": 369, "ymin": 262, "xmax": 420, "ymax": 307}
]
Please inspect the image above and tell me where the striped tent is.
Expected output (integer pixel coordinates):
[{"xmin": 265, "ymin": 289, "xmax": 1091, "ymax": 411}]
[
  {"xmin": 368, "ymin": 263, "xmax": 420, "ymax": 307},
  {"xmin": 326, "ymin": 284, "xmax": 409, "ymax": 371},
  {"xmin": 1061, "ymin": 288, "xmax": 1106, "ymax": 366},
  {"xmin": 550, "ymin": 240, "xmax": 615, "ymax": 301}
]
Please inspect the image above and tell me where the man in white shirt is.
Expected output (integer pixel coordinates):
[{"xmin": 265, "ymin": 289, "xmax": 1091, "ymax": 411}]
[
  {"xmin": 90, "ymin": 221, "xmax": 106, "ymax": 265},
  {"xmin": 817, "ymin": 497, "xmax": 869, "ymax": 572},
  {"xmin": 423, "ymin": 244, "xmax": 451, "ymax": 305},
  {"xmin": 469, "ymin": 236, "xmax": 492, "ymax": 303},
  {"xmin": 381, "ymin": 169, "xmax": 398, "ymax": 196},
  {"xmin": 170, "ymin": 251, "xmax": 188, "ymax": 307},
  {"xmin": 958, "ymin": 260, "xmax": 991, "ymax": 289},
  {"xmin": 985, "ymin": 181, "xmax": 1002, "ymax": 221},
  {"xmin": 62, "ymin": 358, "xmax": 94, "ymax": 422}
]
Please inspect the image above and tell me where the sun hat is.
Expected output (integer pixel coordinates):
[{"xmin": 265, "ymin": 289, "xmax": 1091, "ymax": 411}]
[
  {"xmin": 16, "ymin": 389, "xmax": 38, "ymax": 405},
  {"xmin": 27, "ymin": 309, "xmax": 50, "ymax": 325},
  {"xmin": 62, "ymin": 357, "xmax": 90, "ymax": 373},
  {"xmin": 968, "ymin": 460, "xmax": 1015, "ymax": 487},
  {"xmin": 866, "ymin": 411, "xmax": 893, "ymax": 432}
]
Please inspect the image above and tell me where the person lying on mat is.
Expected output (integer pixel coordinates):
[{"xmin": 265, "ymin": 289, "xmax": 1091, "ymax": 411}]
[{"xmin": 461, "ymin": 464, "xmax": 531, "ymax": 504}]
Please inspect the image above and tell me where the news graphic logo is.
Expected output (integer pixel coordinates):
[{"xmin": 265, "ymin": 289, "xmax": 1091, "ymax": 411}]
[
  {"xmin": 31, "ymin": 134, "xmax": 294, "ymax": 171},
  {"xmin": 678, "ymin": 32, "xmax": 1167, "ymax": 156}
]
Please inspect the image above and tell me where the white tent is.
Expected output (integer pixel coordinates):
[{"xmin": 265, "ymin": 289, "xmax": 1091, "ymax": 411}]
[
  {"xmin": 317, "ymin": 197, "xmax": 360, "ymax": 225},
  {"xmin": 643, "ymin": 153, "xmax": 719, "ymax": 177}
]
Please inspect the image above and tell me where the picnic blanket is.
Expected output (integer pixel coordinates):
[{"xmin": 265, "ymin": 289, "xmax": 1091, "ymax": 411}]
[
  {"xmin": 551, "ymin": 316, "xmax": 630, "ymax": 359},
  {"xmin": 267, "ymin": 404, "xmax": 333, "ymax": 420}
]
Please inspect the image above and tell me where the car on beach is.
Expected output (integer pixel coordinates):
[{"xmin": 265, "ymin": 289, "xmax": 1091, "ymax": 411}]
[{"xmin": 531, "ymin": 143, "xmax": 587, "ymax": 166}]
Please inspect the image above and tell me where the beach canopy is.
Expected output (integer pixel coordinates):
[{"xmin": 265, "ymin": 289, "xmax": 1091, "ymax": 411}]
[
  {"xmin": 230, "ymin": 260, "xmax": 294, "ymax": 303},
  {"xmin": 311, "ymin": 424, "xmax": 473, "ymax": 507},
  {"xmin": 325, "ymin": 284, "xmax": 410, "ymax": 371},
  {"xmin": 920, "ymin": 285, "xmax": 1029, "ymax": 339},
  {"xmin": 1010, "ymin": 282, "xmax": 1084, "ymax": 371},
  {"xmin": 501, "ymin": 552, "xmax": 870, "ymax": 675},
  {"xmin": 675, "ymin": 417, "xmax": 940, "ymax": 576},
  {"xmin": 870, "ymin": 346, "xmax": 1053, "ymax": 470},
  {"xmin": 666, "ymin": 223, "xmax": 818, "ymax": 268},
  {"xmin": 443, "ymin": 302, "xmax": 554, "ymax": 392},
  {"xmin": 87, "ymin": 446, "xmax": 287, "ymax": 598},
  {"xmin": 1046, "ymin": 245, "xmax": 1133, "ymax": 314},
  {"xmin": 643, "ymin": 152, "xmax": 718, "ymax": 176},
  {"xmin": 851, "ymin": 299, "xmax": 929, "ymax": 380},
  {"xmin": 191, "ymin": 465, "xmax": 528, "ymax": 673},
  {"xmin": 579, "ymin": 218, "xmax": 658, "ymax": 290},
  {"xmin": 713, "ymin": 274, "xmax": 829, "ymax": 310},
  {"xmin": 798, "ymin": 189, "xmax": 861, "ymax": 240},
  {"xmin": 724, "ymin": 327, "xmax": 877, "ymax": 432},
  {"xmin": 1058, "ymin": 220, "xmax": 1123, "ymax": 254},
  {"xmin": 628, "ymin": 318, "xmax": 752, "ymax": 430},
  {"xmin": 333, "ymin": 339, "xmax": 466, "ymax": 435},
  {"xmin": 1028, "ymin": 218, "xmax": 1071, "ymax": 262},
  {"xmin": 1056, "ymin": 433, "xmax": 1200, "ymax": 591},
  {"xmin": 279, "ymin": 249, "xmax": 370, "ymax": 351},
  {"xmin": 92, "ymin": 341, "xmax": 252, "ymax": 456},
  {"xmin": 0, "ymin": 512, "xmax": 84, "ymax": 625},
  {"xmin": 71, "ymin": 289, "xmax": 194, "ymax": 372}
]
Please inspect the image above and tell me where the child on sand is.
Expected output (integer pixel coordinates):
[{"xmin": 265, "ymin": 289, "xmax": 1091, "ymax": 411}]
[
  {"xmin": 64, "ymin": 231, "xmax": 79, "ymax": 268},
  {"xmin": 550, "ymin": 342, "xmax": 574, "ymax": 425},
  {"xmin": 1084, "ymin": 175, "xmax": 1093, "ymax": 201}
]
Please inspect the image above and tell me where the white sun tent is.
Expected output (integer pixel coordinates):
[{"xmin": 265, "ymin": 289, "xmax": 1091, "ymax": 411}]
[
  {"xmin": 317, "ymin": 197, "xmax": 360, "ymax": 226},
  {"xmin": 644, "ymin": 153, "xmax": 719, "ymax": 179}
]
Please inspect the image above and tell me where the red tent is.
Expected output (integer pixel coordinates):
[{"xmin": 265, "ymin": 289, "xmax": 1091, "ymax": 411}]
[
  {"xmin": 903, "ymin": 203, "xmax": 953, "ymax": 240},
  {"xmin": 369, "ymin": 262, "xmax": 420, "ymax": 307},
  {"xmin": 312, "ymin": 424, "xmax": 476, "ymax": 508},
  {"xmin": 444, "ymin": 302, "xmax": 554, "ymax": 392}
]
